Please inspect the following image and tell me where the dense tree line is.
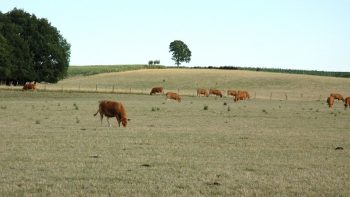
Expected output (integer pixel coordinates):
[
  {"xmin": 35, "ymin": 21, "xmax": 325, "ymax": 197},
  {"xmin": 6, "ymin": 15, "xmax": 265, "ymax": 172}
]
[{"xmin": 0, "ymin": 8, "xmax": 71, "ymax": 85}]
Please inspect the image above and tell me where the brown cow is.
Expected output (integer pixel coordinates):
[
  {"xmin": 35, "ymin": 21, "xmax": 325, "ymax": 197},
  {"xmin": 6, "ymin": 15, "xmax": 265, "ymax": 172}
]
[
  {"xmin": 22, "ymin": 82, "xmax": 37, "ymax": 91},
  {"xmin": 93, "ymin": 100, "xmax": 129, "ymax": 127},
  {"xmin": 344, "ymin": 97, "xmax": 350, "ymax": 109},
  {"xmin": 234, "ymin": 90, "xmax": 250, "ymax": 102},
  {"xmin": 150, "ymin": 87, "xmax": 164, "ymax": 95},
  {"xmin": 209, "ymin": 89, "xmax": 223, "ymax": 98},
  {"xmin": 165, "ymin": 92, "xmax": 181, "ymax": 102},
  {"xmin": 227, "ymin": 90, "xmax": 237, "ymax": 97},
  {"xmin": 330, "ymin": 93, "xmax": 344, "ymax": 101},
  {"xmin": 327, "ymin": 96, "xmax": 334, "ymax": 109},
  {"xmin": 197, "ymin": 88, "xmax": 209, "ymax": 97}
]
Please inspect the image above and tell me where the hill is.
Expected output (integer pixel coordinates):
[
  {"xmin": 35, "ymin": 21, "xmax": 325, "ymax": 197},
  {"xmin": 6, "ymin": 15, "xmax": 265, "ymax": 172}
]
[
  {"xmin": 67, "ymin": 64, "xmax": 165, "ymax": 77},
  {"xmin": 42, "ymin": 69, "xmax": 350, "ymax": 100}
]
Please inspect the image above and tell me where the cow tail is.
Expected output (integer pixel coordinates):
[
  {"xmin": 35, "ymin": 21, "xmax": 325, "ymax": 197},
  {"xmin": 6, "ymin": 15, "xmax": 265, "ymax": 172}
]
[{"xmin": 93, "ymin": 109, "xmax": 99, "ymax": 116}]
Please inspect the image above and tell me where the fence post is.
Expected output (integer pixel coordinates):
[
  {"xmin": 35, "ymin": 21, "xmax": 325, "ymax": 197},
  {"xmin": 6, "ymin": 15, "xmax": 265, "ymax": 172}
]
[
  {"xmin": 285, "ymin": 93, "xmax": 288, "ymax": 101},
  {"xmin": 112, "ymin": 85, "xmax": 115, "ymax": 93}
]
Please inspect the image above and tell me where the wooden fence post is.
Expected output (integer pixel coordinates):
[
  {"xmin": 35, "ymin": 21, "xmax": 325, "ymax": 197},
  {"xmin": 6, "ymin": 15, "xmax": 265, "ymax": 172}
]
[{"xmin": 285, "ymin": 93, "xmax": 288, "ymax": 101}]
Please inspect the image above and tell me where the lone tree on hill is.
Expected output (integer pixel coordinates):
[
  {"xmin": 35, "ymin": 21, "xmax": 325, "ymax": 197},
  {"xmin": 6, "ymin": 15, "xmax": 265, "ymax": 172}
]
[
  {"xmin": 0, "ymin": 8, "xmax": 71, "ymax": 85},
  {"xmin": 169, "ymin": 40, "xmax": 191, "ymax": 67}
]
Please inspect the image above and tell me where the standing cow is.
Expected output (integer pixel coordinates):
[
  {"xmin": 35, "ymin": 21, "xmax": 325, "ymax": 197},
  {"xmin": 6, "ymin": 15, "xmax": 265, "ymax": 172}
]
[
  {"xmin": 165, "ymin": 92, "xmax": 181, "ymax": 102},
  {"xmin": 209, "ymin": 89, "xmax": 223, "ymax": 98},
  {"xmin": 227, "ymin": 90, "xmax": 237, "ymax": 97},
  {"xmin": 150, "ymin": 87, "xmax": 164, "ymax": 95},
  {"xmin": 344, "ymin": 97, "xmax": 350, "ymax": 109},
  {"xmin": 234, "ymin": 90, "xmax": 250, "ymax": 102},
  {"xmin": 330, "ymin": 93, "xmax": 344, "ymax": 101},
  {"xmin": 22, "ymin": 82, "xmax": 37, "ymax": 91},
  {"xmin": 94, "ymin": 100, "xmax": 129, "ymax": 127},
  {"xmin": 197, "ymin": 88, "xmax": 209, "ymax": 97}
]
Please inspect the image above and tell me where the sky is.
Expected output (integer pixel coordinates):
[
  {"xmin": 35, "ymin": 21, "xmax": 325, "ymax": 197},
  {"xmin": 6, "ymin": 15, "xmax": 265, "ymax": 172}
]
[{"xmin": 1, "ymin": 0, "xmax": 350, "ymax": 71}]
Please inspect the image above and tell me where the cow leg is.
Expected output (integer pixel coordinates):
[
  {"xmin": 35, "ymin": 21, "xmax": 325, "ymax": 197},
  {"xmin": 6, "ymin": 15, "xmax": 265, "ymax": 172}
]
[
  {"xmin": 116, "ymin": 114, "xmax": 121, "ymax": 127},
  {"xmin": 100, "ymin": 114, "xmax": 104, "ymax": 125},
  {"xmin": 106, "ymin": 117, "xmax": 111, "ymax": 127}
]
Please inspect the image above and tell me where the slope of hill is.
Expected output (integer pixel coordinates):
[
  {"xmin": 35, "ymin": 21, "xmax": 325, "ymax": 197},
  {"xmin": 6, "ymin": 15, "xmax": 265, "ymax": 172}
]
[{"xmin": 43, "ymin": 69, "xmax": 350, "ymax": 100}]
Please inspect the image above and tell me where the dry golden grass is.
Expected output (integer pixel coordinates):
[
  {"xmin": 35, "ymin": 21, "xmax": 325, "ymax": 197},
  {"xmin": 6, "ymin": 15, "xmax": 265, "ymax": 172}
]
[
  {"xmin": 36, "ymin": 69, "xmax": 350, "ymax": 100},
  {"xmin": 0, "ymin": 90, "xmax": 349, "ymax": 196}
]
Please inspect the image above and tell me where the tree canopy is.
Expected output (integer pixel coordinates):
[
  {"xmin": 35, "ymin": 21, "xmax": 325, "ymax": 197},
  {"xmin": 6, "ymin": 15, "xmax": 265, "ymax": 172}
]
[
  {"xmin": 169, "ymin": 40, "xmax": 191, "ymax": 67},
  {"xmin": 0, "ymin": 8, "xmax": 71, "ymax": 85}
]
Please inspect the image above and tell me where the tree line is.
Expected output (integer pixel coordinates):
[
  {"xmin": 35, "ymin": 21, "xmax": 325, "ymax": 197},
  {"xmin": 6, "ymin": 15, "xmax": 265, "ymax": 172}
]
[
  {"xmin": 0, "ymin": 8, "xmax": 71, "ymax": 85},
  {"xmin": 191, "ymin": 66, "xmax": 350, "ymax": 78}
]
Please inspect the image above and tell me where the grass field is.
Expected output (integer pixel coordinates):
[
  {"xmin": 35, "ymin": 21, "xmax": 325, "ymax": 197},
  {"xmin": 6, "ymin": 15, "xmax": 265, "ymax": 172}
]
[
  {"xmin": 0, "ymin": 90, "xmax": 349, "ymax": 196},
  {"xmin": 35, "ymin": 69, "xmax": 350, "ymax": 101},
  {"xmin": 67, "ymin": 64, "xmax": 165, "ymax": 77}
]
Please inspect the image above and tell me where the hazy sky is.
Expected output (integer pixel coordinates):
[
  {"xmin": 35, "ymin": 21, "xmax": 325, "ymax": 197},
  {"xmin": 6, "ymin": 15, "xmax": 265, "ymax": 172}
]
[{"xmin": 1, "ymin": 0, "xmax": 349, "ymax": 71}]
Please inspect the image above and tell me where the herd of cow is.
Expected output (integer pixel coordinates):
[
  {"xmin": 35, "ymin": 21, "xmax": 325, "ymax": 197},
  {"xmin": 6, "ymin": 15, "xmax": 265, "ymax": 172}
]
[
  {"xmin": 91, "ymin": 86, "xmax": 252, "ymax": 128},
  {"xmin": 20, "ymin": 83, "xmax": 350, "ymax": 128},
  {"xmin": 327, "ymin": 93, "xmax": 350, "ymax": 109},
  {"xmin": 150, "ymin": 86, "xmax": 250, "ymax": 103}
]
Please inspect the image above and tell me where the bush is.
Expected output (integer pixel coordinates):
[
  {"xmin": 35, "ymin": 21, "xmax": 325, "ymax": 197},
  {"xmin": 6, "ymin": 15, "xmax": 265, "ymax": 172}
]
[{"xmin": 203, "ymin": 105, "xmax": 209, "ymax": 110}]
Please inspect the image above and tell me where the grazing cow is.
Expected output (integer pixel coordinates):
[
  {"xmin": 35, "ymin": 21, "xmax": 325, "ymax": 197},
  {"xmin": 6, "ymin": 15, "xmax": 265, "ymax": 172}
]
[
  {"xmin": 234, "ymin": 90, "xmax": 250, "ymax": 102},
  {"xmin": 150, "ymin": 87, "xmax": 164, "ymax": 95},
  {"xmin": 209, "ymin": 89, "xmax": 223, "ymax": 98},
  {"xmin": 330, "ymin": 93, "xmax": 344, "ymax": 101},
  {"xmin": 22, "ymin": 82, "xmax": 37, "ymax": 91},
  {"xmin": 165, "ymin": 92, "xmax": 181, "ymax": 102},
  {"xmin": 197, "ymin": 88, "xmax": 209, "ymax": 97},
  {"xmin": 227, "ymin": 90, "xmax": 237, "ymax": 97},
  {"xmin": 344, "ymin": 97, "xmax": 350, "ymax": 109},
  {"xmin": 93, "ymin": 100, "xmax": 129, "ymax": 127},
  {"xmin": 327, "ymin": 96, "xmax": 334, "ymax": 109}
]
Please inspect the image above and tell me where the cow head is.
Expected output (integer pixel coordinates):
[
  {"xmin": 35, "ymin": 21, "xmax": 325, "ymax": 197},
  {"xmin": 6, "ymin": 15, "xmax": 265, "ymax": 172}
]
[{"xmin": 121, "ymin": 117, "xmax": 128, "ymax": 127}]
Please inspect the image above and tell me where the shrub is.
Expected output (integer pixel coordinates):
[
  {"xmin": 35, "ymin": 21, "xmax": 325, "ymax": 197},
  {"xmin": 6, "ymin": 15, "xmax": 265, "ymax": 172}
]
[
  {"xmin": 152, "ymin": 107, "xmax": 160, "ymax": 112},
  {"xmin": 203, "ymin": 105, "xmax": 208, "ymax": 110}
]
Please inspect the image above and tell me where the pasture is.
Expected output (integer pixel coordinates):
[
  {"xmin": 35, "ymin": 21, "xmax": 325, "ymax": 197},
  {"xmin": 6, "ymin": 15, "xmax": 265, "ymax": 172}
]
[
  {"xmin": 1, "ymin": 89, "xmax": 349, "ymax": 196},
  {"xmin": 37, "ymin": 69, "xmax": 350, "ymax": 101}
]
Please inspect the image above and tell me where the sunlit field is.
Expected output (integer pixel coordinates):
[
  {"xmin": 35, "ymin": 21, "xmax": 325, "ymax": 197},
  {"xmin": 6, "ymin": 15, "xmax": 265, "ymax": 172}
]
[
  {"xmin": 1, "ymin": 90, "xmax": 349, "ymax": 196},
  {"xmin": 35, "ymin": 69, "xmax": 350, "ymax": 101}
]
